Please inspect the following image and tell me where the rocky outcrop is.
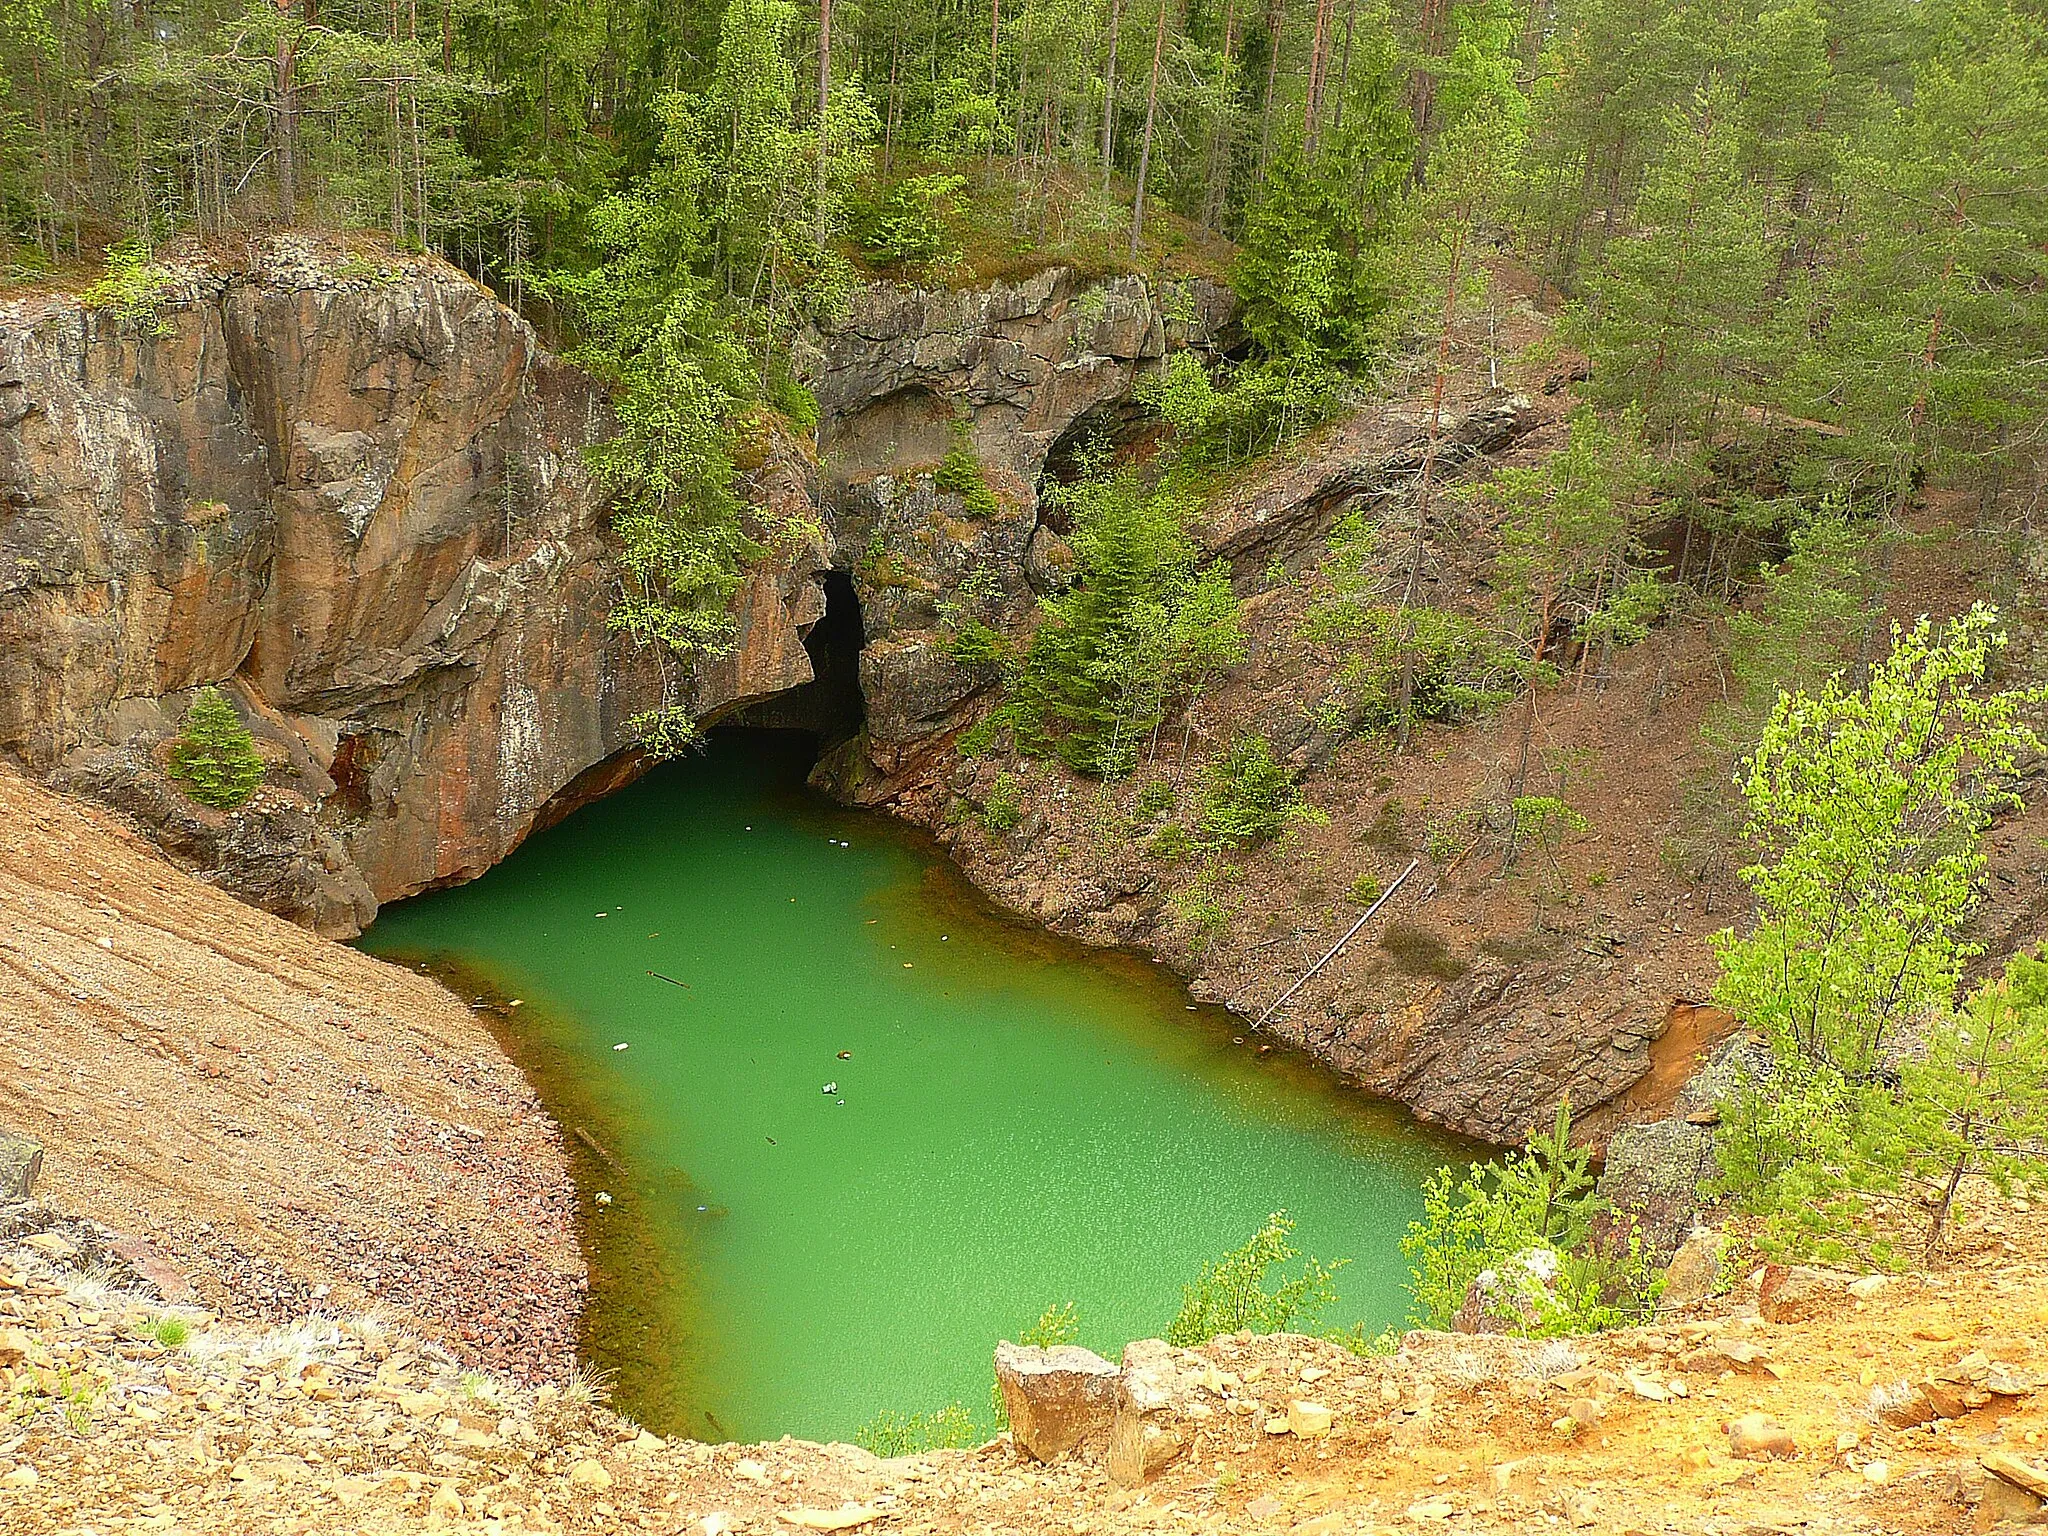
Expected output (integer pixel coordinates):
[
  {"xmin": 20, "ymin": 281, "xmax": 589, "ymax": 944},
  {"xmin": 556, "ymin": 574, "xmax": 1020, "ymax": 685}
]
[
  {"xmin": 1, "ymin": 243, "xmax": 1219, "ymax": 933},
  {"xmin": 0, "ymin": 240, "xmax": 662, "ymax": 931},
  {"xmin": 810, "ymin": 269, "xmax": 1232, "ymax": 793}
]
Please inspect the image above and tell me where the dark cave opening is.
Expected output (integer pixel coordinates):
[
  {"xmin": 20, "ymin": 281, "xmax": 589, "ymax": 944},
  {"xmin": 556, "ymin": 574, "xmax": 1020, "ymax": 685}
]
[{"xmin": 727, "ymin": 568, "xmax": 867, "ymax": 749}]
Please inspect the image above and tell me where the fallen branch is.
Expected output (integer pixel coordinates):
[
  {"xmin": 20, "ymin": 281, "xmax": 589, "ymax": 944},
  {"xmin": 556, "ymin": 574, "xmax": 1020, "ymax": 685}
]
[{"xmin": 1252, "ymin": 858, "xmax": 1419, "ymax": 1031}]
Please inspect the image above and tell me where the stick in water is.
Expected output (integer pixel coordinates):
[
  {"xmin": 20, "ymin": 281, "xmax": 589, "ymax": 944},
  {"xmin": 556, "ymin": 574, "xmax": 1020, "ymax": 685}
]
[{"xmin": 1252, "ymin": 857, "xmax": 1420, "ymax": 1031}]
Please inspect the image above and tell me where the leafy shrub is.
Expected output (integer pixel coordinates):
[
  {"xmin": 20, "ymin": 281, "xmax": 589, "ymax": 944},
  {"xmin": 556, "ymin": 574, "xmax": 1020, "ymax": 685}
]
[
  {"xmin": 168, "ymin": 687, "xmax": 265, "ymax": 809},
  {"xmin": 978, "ymin": 772, "xmax": 1023, "ymax": 832},
  {"xmin": 150, "ymin": 1316, "xmax": 190, "ymax": 1349},
  {"xmin": 1147, "ymin": 823, "xmax": 1196, "ymax": 862},
  {"xmin": 943, "ymin": 619, "xmax": 1010, "ymax": 670},
  {"xmin": 1141, "ymin": 352, "xmax": 1346, "ymax": 467},
  {"xmin": 854, "ymin": 1402, "xmax": 981, "ymax": 1456},
  {"xmin": 854, "ymin": 172, "xmax": 968, "ymax": 267},
  {"xmin": 1165, "ymin": 1212, "xmax": 1347, "ymax": 1346},
  {"xmin": 82, "ymin": 237, "xmax": 175, "ymax": 335},
  {"xmin": 1347, "ymin": 872, "xmax": 1384, "ymax": 906},
  {"xmin": 1199, "ymin": 735, "xmax": 1319, "ymax": 848},
  {"xmin": 1402, "ymin": 1104, "xmax": 1661, "ymax": 1335},
  {"xmin": 1134, "ymin": 778, "xmax": 1179, "ymax": 823},
  {"xmin": 933, "ymin": 428, "xmax": 1000, "ymax": 520}
]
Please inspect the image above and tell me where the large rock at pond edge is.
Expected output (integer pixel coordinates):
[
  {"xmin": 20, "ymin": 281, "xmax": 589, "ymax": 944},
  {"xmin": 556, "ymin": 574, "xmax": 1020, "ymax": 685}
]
[
  {"xmin": 1596, "ymin": 1117, "xmax": 1716, "ymax": 1260},
  {"xmin": 0, "ymin": 1133, "xmax": 41, "ymax": 1200},
  {"xmin": 994, "ymin": 1342, "xmax": 1120, "ymax": 1462},
  {"xmin": 1109, "ymin": 1338, "xmax": 1212, "ymax": 1487}
]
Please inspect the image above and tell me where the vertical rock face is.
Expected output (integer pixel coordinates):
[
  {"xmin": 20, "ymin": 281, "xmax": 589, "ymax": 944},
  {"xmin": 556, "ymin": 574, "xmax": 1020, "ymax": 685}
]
[
  {"xmin": 0, "ymin": 239, "xmax": 814, "ymax": 932},
  {"xmin": 806, "ymin": 270, "xmax": 1233, "ymax": 793},
  {"xmin": 1, "ymin": 243, "xmax": 1221, "ymax": 932}
]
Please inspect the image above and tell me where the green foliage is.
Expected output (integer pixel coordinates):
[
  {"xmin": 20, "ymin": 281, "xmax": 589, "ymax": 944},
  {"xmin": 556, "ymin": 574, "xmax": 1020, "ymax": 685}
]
[
  {"xmin": 978, "ymin": 771, "xmax": 1024, "ymax": 832},
  {"xmin": 944, "ymin": 620, "xmax": 1011, "ymax": 670},
  {"xmin": 1008, "ymin": 468, "xmax": 1243, "ymax": 778},
  {"xmin": 168, "ymin": 687, "xmax": 265, "ymax": 810},
  {"xmin": 1713, "ymin": 606, "xmax": 2044, "ymax": 1080},
  {"xmin": 1164, "ymin": 1213, "xmax": 1346, "ymax": 1347},
  {"xmin": 149, "ymin": 1316, "xmax": 190, "ymax": 1350},
  {"xmin": 1198, "ymin": 734, "xmax": 1319, "ymax": 848},
  {"xmin": 1346, "ymin": 872, "xmax": 1383, "ymax": 906},
  {"xmin": 1402, "ymin": 1103, "xmax": 1660, "ymax": 1335},
  {"xmin": 80, "ymin": 238, "xmax": 175, "ymax": 335},
  {"xmin": 853, "ymin": 1403, "xmax": 981, "ymax": 1456},
  {"xmin": 933, "ymin": 429, "xmax": 1000, "ymax": 520},
  {"xmin": 1711, "ymin": 610, "xmax": 2048, "ymax": 1263},
  {"xmin": 1141, "ymin": 353, "xmax": 1347, "ymax": 468},
  {"xmin": 1879, "ymin": 952, "xmax": 2048, "ymax": 1259},
  {"xmin": 855, "ymin": 172, "xmax": 968, "ymax": 267}
]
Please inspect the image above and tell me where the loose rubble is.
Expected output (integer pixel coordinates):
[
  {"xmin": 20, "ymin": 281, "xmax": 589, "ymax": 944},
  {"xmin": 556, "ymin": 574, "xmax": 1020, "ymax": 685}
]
[{"xmin": 3, "ymin": 1200, "xmax": 2045, "ymax": 1534}]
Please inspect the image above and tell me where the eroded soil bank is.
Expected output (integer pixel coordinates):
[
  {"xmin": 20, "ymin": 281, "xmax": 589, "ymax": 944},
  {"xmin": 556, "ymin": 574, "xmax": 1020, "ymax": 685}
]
[{"xmin": 0, "ymin": 764, "xmax": 584, "ymax": 1378}]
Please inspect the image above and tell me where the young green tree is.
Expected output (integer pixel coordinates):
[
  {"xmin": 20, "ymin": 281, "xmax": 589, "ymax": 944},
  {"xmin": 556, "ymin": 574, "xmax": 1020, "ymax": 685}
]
[
  {"xmin": 1878, "ymin": 952, "xmax": 2048, "ymax": 1260},
  {"xmin": 1165, "ymin": 1212, "xmax": 1346, "ymax": 1345},
  {"xmin": 168, "ymin": 686, "xmax": 267, "ymax": 810},
  {"xmin": 1712, "ymin": 606, "xmax": 2044, "ymax": 1082}
]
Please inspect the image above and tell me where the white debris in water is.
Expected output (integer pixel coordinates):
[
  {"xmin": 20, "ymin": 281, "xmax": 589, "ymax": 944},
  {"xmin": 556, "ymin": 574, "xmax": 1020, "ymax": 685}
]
[
  {"xmin": 613, "ymin": 1042, "xmax": 630, "ymax": 1052},
  {"xmin": 822, "ymin": 1081, "xmax": 837, "ymax": 1094}
]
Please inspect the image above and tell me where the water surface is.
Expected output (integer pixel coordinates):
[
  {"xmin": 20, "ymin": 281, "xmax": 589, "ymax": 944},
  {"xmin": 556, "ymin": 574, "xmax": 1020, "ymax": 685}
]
[{"xmin": 360, "ymin": 731, "xmax": 1466, "ymax": 1442}]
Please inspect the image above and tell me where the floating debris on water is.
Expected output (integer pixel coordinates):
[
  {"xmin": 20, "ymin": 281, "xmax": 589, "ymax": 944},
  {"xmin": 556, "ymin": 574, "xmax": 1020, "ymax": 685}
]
[
  {"xmin": 837, "ymin": 1050, "xmax": 851, "ymax": 1060},
  {"xmin": 822, "ymin": 1081, "xmax": 837, "ymax": 1094},
  {"xmin": 613, "ymin": 1042, "xmax": 630, "ymax": 1052}
]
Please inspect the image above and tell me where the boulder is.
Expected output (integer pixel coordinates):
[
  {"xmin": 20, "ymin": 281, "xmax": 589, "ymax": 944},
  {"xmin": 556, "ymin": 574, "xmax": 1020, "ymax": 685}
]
[
  {"xmin": 0, "ymin": 1133, "xmax": 41, "ymax": 1201},
  {"xmin": 1596, "ymin": 1118, "xmax": 1716, "ymax": 1260},
  {"xmin": 1759, "ymin": 1263, "xmax": 1853, "ymax": 1323},
  {"xmin": 993, "ymin": 1342, "xmax": 1120, "ymax": 1462},
  {"xmin": 1108, "ymin": 1338, "xmax": 1212, "ymax": 1488},
  {"xmin": 1657, "ymin": 1228, "xmax": 1723, "ymax": 1311}
]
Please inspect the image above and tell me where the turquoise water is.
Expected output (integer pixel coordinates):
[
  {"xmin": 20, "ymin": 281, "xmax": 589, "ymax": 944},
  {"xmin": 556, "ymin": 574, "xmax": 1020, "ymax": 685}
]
[{"xmin": 359, "ymin": 731, "xmax": 1466, "ymax": 1443}]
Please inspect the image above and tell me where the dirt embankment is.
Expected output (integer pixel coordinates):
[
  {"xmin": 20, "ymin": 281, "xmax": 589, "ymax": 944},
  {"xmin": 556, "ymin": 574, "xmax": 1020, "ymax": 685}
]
[
  {"xmin": 2, "ymin": 1186, "xmax": 2045, "ymax": 1533},
  {"xmin": 0, "ymin": 766, "xmax": 584, "ymax": 1378}
]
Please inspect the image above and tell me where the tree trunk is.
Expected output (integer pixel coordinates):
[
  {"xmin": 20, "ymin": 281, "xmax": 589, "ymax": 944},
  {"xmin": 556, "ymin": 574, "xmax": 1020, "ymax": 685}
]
[
  {"xmin": 1331, "ymin": 0, "xmax": 1357, "ymax": 130},
  {"xmin": 816, "ymin": 0, "xmax": 833, "ymax": 247},
  {"xmin": 1102, "ymin": 0, "xmax": 1124, "ymax": 188},
  {"xmin": 1303, "ymin": 0, "xmax": 1334, "ymax": 155},
  {"xmin": 1394, "ymin": 216, "xmax": 1467, "ymax": 753},
  {"xmin": 1128, "ymin": 0, "xmax": 1170, "ymax": 256},
  {"xmin": 273, "ymin": 0, "xmax": 303, "ymax": 221},
  {"xmin": 1256, "ymin": 0, "xmax": 1285, "ymax": 181}
]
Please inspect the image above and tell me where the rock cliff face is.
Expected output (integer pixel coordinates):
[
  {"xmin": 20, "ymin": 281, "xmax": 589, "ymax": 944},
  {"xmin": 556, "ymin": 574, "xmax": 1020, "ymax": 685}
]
[{"xmin": 0, "ymin": 242, "xmax": 1222, "ymax": 934}]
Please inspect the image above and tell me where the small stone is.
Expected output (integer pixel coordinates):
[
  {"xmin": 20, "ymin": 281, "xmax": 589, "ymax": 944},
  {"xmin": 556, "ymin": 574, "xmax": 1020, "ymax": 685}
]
[
  {"xmin": 1263, "ymin": 1416, "xmax": 1291, "ymax": 1435},
  {"xmin": 1285, "ymin": 1401, "xmax": 1333, "ymax": 1438},
  {"xmin": 1862, "ymin": 1459, "xmax": 1890, "ymax": 1486},
  {"xmin": 1624, "ymin": 1370, "xmax": 1671, "ymax": 1402},
  {"xmin": 2, "ymin": 1466, "xmax": 37, "ymax": 1489},
  {"xmin": 429, "ymin": 1482, "xmax": 464, "ymax": 1519},
  {"xmin": 1727, "ymin": 1412, "xmax": 1797, "ymax": 1460},
  {"xmin": 568, "ymin": 1458, "xmax": 613, "ymax": 1490},
  {"xmin": 1984, "ymin": 1451, "xmax": 2048, "ymax": 1500},
  {"xmin": 733, "ymin": 1458, "xmax": 769, "ymax": 1484},
  {"xmin": 1847, "ymin": 1274, "xmax": 1886, "ymax": 1299},
  {"xmin": 22, "ymin": 1232, "xmax": 76, "ymax": 1262},
  {"xmin": 1245, "ymin": 1495, "xmax": 1284, "ymax": 1520}
]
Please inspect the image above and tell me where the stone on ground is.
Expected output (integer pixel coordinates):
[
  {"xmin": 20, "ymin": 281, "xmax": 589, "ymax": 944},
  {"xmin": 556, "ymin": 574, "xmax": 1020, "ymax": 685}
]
[{"xmin": 994, "ymin": 1341, "xmax": 1121, "ymax": 1462}]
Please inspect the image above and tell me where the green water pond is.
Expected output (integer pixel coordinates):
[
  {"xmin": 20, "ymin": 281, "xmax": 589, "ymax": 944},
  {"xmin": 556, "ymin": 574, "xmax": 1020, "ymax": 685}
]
[{"xmin": 358, "ymin": 730, "xmax": 1471, "ymax": 1444}]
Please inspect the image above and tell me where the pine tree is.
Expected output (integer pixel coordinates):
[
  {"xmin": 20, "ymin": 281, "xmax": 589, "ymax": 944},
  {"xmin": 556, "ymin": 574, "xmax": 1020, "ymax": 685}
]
[{"xmin": 168, "ymin": 687, "xmax": 266, "ymax": 810}]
